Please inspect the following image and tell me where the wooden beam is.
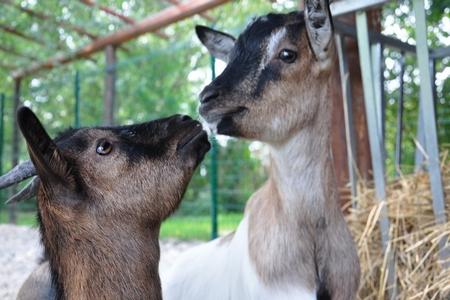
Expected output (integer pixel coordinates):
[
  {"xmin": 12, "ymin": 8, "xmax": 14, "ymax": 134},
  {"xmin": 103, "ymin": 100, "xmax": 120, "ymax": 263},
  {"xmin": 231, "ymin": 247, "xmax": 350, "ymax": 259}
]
[
  {"xmin": 2, "ymin": 0, "xmax": 130, "ymax": 55},
  {"xmin": 0, "ymin": 62, "xmax": 17, "ymax": 70},
  {"xmin": 0, "ymin": 24, "xmax": 46, "ymax": 46},
  {"xmin": 0, "ymin": 23, "xmax": 68, "ymax": 51},
  {"xmin": 79, "ymin": 0, "xmax": 135, "ymax": 23},
  {"xmin": 0, "ymin": 45, "xmax": 37, "ymax": 60},
  {"xmin": 78, "ymin": 0, "xmax": 169, "ymax": 39},
  {"xmin": 12, "ymin": 0, "xmax": 231, "ymax": 79},
  {"xmin": 9, "ymin": 78, "xmax": 21, "ymax": 224},
  {"xmin": 167, "ymin": 0, "xmax": 215, "ymax": 22},
  {"xmin": 1, "ymin": 0, "xmax": 98, "ymax": 39}
]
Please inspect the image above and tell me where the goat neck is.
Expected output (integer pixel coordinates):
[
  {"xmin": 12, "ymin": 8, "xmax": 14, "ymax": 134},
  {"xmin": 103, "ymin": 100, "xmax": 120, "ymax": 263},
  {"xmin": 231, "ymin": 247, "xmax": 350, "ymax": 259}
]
[
  {"xmin": 268, "ymin": 87, "xmax": 337, "ymax": 217},
  {"xmin": 39, "ymin": 199, "xmax": 162, "ymax": 300}
]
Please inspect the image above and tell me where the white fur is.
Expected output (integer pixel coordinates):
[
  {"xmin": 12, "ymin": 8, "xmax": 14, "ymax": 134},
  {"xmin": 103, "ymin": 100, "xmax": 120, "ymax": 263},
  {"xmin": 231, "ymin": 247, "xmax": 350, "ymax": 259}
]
[
  {"xmin": 162, "ymin": 216, "xmax": 316, "ymax": 300},
  {"xmin": 260, "ymin": 28, "xmax": 287, "ymax": 69},
  {"xmin": 267, "ymin": 28, "xmax": 286, "ymax": 60},
  {"xmin": 199, "ymin": 115, "xmax": 218, "ymax": 135}
]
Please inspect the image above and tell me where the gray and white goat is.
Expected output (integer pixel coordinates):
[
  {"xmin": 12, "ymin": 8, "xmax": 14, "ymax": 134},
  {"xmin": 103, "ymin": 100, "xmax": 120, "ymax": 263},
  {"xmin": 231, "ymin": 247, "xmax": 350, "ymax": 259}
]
[{"xmin": 163, "ymin": 1, "xmax": 360, "ymax": 299}]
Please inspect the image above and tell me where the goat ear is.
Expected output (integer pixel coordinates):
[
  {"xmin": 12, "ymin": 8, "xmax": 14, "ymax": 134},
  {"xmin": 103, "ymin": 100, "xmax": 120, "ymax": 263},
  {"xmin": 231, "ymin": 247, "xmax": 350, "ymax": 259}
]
[
  {"xmin": 195, "ymin": 25, "xmax": 235, "ymax": 63},
  {"xmin": 17, "ymin": 107, "xmax": 71, "ymax": 186},
  {"xmin": 304, "ymin": 0, "xmax": 333, "ymax": 63}
]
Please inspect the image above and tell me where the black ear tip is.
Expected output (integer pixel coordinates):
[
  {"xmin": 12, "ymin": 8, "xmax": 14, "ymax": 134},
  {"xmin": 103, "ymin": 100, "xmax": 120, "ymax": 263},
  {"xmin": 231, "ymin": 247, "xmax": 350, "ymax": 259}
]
[
  {"xmin": 17, "ymin": 106, "xmax": 34, "ymax": 123},
  {"xmin": 17, "ymin": 106, "xmax": 39, "ymax": 131},
  {"xmin": 17, "ymin": 105, "xmax": 32, "ymax": 116},
  {"xmin": 195, "ymin": 25, "xmax": 207, "ymax": 38}
]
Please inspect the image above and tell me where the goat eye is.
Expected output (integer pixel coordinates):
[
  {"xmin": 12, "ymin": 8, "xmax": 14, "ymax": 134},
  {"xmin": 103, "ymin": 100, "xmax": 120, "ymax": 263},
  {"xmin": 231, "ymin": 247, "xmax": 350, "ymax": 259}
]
[
  {"xmin": 96, "ymin": 140, "xmax": 113, "ymax": 155},
  {"xmin": 278, "ymin": 49, "xmax": 297, "ymax": 63}
]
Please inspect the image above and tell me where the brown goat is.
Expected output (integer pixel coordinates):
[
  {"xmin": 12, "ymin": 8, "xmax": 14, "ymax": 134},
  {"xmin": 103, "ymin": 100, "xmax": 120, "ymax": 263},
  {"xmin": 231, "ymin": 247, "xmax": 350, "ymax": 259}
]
[{"xmin": 9, "ymin": 107, "xmax": 210, "ymax": 300}]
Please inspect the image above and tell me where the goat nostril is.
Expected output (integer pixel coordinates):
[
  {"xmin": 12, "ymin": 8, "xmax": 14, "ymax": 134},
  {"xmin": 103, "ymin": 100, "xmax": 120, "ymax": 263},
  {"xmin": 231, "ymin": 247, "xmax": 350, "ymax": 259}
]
[{"xmin": 200, "ymin": 89, "xmax": 220, "ymax": 104}]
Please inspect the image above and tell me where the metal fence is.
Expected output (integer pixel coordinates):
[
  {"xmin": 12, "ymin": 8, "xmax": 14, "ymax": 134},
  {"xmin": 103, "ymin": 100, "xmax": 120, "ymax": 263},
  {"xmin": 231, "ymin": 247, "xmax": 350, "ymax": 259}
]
[
  {"xmin": 0, "ymin": 42, "xmax": 268, "ymax": 240},
  {"xmin": 0, "ymin": 1, "xmax": 449, "ymax": 245}
]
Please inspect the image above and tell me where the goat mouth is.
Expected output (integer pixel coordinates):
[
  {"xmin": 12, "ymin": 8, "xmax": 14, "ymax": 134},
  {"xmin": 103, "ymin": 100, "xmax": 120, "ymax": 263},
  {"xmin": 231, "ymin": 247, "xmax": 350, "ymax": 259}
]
[
  {"xmin": 176, "ymin": 123, "xmax": 208, "ymax": 151},
  {"xmin": 200, "ymin": 106, "xmax": 248, "ymax": 124}
]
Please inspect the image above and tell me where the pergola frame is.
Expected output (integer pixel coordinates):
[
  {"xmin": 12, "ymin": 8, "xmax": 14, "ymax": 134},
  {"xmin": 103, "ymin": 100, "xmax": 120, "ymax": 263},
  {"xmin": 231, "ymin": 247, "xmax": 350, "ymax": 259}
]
[
  {"xmin": 0, "ymin": 0, "xmax": 231, "ymax": 224},
  {"xmin": 0, "ymin": 3, "xmax": 448, "ymax": 296},
  {"xmin": 0, "ymin": 0, "xmax": 226, "ymax": 78}
]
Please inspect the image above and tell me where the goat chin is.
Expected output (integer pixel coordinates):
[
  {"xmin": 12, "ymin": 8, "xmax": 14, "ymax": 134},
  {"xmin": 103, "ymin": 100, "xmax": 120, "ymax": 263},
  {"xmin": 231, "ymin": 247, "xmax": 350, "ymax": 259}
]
[{"xmin": 161, "ymin": 216, "xmax": 316, "ymax": 300}]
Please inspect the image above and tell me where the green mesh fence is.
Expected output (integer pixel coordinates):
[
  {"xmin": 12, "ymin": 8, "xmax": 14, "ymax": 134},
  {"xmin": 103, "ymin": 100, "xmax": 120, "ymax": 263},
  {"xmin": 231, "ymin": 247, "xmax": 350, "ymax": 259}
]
[
  {"xmin": 0, "ymin": 41, "xmax": 448, "ymax": 240},
  {"xmin": 0, "ymin": 42, "xmax": 268, "ymax": 240}
]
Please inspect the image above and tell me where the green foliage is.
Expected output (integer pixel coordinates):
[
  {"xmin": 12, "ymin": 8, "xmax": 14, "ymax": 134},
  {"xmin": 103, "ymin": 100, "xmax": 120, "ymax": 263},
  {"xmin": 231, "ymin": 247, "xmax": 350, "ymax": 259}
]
[
  {"xmin": 0, "ymin": 1, "xmax": 448, "ymax": 234},
  {"xmin": 161, "ymin": 213, "xmax": 243, "ymax": 240},
  {"xmin": 0, "ymin": 210, "xmax": 243, "ymax": 241},
  {"xmin": 382, "ymin": 0, "xmax": 449, "ymax": 176},
  {"xmin": 0, "ymin": 1, "xmax": 299, "ymax": 225}
]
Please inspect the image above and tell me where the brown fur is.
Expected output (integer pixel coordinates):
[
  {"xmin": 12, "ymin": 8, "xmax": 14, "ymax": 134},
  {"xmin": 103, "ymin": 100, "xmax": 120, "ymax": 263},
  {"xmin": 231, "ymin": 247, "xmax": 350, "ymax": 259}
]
[{"xmin": 16, "ymin": 108, "xmax": 210, "ymax": 300}]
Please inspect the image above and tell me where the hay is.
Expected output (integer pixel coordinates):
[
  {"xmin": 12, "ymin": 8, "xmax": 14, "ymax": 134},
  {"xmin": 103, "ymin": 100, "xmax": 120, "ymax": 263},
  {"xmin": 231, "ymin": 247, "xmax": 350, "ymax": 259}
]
[{"xmin": 346, "ymin": 153, "xmax": 450, "ymax": 300}]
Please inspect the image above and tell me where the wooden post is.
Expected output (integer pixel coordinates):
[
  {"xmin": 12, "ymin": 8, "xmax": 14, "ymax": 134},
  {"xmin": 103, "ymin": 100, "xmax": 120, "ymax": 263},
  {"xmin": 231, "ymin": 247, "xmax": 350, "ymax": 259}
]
[
  {"xmin": 9, "ymin": 78, "xmax": 21, "ymax": 224},
  {"xmin": 103, "ymin": 45, "xmax": 116, "ymax": 126}
]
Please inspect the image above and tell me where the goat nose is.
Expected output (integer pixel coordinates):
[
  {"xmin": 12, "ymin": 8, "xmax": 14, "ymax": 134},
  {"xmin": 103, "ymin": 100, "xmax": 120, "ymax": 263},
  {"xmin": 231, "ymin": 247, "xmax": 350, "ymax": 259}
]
[{"xmin": 200, "ymin": 88, "xmax": 220, "ymax": 104}]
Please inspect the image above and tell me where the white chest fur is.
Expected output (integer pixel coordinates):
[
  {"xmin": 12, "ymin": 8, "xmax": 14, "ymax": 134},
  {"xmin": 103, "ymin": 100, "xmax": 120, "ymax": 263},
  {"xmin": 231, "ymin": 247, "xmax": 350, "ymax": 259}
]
[{"xmin": 161, "ymin": 216, "xmax": 316, "ymax": 300}]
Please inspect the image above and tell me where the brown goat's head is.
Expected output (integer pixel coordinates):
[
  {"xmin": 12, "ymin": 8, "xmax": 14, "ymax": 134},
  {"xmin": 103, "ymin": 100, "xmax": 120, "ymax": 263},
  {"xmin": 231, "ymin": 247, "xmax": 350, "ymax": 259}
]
[
  {"xmin": 17, "ymin": 107, "xmax": 210, "ymax": 223},
  {"xmin": 197, "ymin": 0, "xmax": 333, "ymax": 144}
]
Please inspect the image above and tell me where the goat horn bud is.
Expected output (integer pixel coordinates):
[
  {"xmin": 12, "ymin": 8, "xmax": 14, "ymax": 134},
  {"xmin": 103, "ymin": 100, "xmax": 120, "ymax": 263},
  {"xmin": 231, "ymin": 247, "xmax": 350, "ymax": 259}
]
[{"xmin": 5, "ymin": 176, "xmax": 40, "ymax": 204}]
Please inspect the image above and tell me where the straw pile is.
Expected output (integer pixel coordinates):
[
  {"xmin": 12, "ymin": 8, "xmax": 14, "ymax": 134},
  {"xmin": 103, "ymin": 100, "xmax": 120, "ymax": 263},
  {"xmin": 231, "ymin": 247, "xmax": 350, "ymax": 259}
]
[{"xmin": 346, "ymin": 153, "xmax": 450, "ymax": 299}]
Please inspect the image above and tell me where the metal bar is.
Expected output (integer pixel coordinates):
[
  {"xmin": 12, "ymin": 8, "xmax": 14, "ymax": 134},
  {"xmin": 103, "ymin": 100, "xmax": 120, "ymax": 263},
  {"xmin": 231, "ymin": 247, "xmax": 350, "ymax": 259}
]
[
  {"xmin": 371, "ymin": 42, "xmax": 385, "ymax": 156},
  {"xmin": 331, "ymin": 0, "xmax": 390, "ymax": 17},
  {"xmin": 9, "ymin": 78, "xmax": 21, "ymax": 224},
  {"xmin": 210, "ymin": 55, "xmax": 218, "ymax": 240},
  {"xmin": 412, "ymin": 0, "xmax": 449, "ymax": 267},
  {"xmin": 415, "ymin": 99, "xmax": 426, "ymax": 170},
  {"xmin": 334, "ymin": 20, "xmax": 417, "ymax": 54},
  {"xmin": 431, "ymin": 46, "xmax": 450, "ymax": 59},
  {"xmin": 430, "ymin": 58, "xmax": 437, "ymax": 116},
  {"xmin": 394, "ymin": 52, "xmax": 405, "ymax": 175},
  {"xmin": 335, "ymin": 34, "xmax": 358, "ymax": 203},
  {"xmin": 74, "ymin": 71, "xmax": 81, "ymax": 128},
  {"xmin": 103, "ymin": 45, "xmax": 116, "ymax": 126},
  {"xmin": 356, "ymin": 11, "xmax": 396, "ymax": 298},
  {"xmin": 380, "ymin": 45, "xmax": 386, "ymax": 148},
  {"xmin": 11, "ymin": 0, "xmax": 231, "ymax": 79}
]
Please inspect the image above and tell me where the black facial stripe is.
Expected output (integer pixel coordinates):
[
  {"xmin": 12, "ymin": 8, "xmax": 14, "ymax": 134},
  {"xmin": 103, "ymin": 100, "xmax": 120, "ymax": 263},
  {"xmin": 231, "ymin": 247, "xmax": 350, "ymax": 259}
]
[
  {"xmin": 55, "ymin": 128, "xmax": 78, "ymax": 142},
  {"xmin": 253, "ymin": 63, "xmax": 282, "ymax": 97},
  {"xmin": 210, "ymin": 12, "xmax": 306, "ymax": 99},
  {"xmin": 119, "ymin": 139, "xmax": 168, "ymax": 164},
  {"xmin": 55, "ymin": 128, "xmax": 89, "ymax": 153},
  {"xmin": 287, "ymin": 21, "xmax": 305, "ymax": 44}
]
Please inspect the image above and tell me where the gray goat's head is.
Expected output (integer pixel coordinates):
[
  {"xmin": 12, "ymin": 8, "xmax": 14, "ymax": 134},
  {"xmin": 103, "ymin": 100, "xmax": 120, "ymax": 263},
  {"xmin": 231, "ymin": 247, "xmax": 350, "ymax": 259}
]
[
  {"xmin": 197, "ymin": 0, "xmax": 333, "ymax": 144},
  {"xmin": 2, "ymin": 107, "xmax": 210, "ymax": 221}
]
